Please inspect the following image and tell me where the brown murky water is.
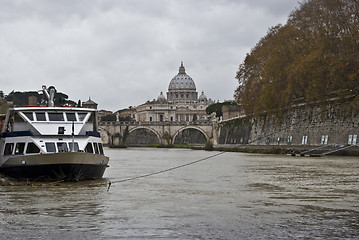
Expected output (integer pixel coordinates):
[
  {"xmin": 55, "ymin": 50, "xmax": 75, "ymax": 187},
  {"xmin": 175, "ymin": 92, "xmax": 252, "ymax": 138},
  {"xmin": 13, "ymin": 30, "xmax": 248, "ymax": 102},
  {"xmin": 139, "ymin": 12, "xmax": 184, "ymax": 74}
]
[{"xmin": 0, "ymin": 148, "xmax": 358, "ymax": 239}]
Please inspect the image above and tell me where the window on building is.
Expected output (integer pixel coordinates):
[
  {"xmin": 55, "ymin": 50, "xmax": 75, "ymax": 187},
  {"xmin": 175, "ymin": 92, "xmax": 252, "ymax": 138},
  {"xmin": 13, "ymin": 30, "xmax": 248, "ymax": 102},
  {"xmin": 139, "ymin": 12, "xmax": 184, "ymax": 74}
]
[
  {"xmin": 321, "ymin": 135, "xmax": 328, "ymax": 145},
  {"xmin": 287, "ymin": 136, "xmax": 293, "ymax": 144},
  {"xmin": 26, "ymin": 142, "xmax": 40, "ymax": 154},
  {"xmin": 149, "ymin": 117, "xmax": 152, "ymax": 121},
  {"xmin": 160, "ymin": 115, "xmax": 163, "ymax": 122},
  {"xmin": 302, "ymin": 135, "xmax": 308, "ymax": 145},
  {"xmin": 353, "ymin": 135, "xmax": 358, "ymax": 145},
  {"xmin": 348, "ymin": 134, "xmax": 357, "ymax": 145}
]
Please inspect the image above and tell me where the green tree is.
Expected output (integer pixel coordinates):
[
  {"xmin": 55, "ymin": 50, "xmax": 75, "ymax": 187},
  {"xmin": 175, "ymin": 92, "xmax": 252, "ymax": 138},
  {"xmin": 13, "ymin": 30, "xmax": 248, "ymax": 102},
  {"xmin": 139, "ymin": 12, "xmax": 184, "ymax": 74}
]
[
  {"xmin": 206, "ymin": 102, "xmax": 237, "ymax": 117},
  {"xmin": 5, "ymin": 90, "xmax": 77, "ymax": 107}
]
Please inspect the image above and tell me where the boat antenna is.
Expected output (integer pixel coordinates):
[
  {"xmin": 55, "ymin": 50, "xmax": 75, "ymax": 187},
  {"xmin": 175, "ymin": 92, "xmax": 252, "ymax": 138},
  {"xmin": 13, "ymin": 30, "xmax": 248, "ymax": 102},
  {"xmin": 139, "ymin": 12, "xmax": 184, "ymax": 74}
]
[{"xmin": 71, "ymin": 121, "xmax": 75, "ymax": 152}]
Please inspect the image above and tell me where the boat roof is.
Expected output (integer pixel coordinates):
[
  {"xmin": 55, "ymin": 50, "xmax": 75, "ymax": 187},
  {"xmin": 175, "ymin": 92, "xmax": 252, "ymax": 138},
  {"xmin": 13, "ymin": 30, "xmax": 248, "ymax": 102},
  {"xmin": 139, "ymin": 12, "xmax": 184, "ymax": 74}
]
[{"xmin": 11, "ymin": 107, "xmax": 97, "ymax": 112}]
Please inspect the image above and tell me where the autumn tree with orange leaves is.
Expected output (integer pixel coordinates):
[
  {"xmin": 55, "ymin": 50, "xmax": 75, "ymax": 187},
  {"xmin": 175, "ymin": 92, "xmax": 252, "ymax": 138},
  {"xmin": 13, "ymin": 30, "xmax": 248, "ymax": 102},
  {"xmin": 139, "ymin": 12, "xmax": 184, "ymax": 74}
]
[{"xmin": 235, "ymin": 0, "xmax": 359, "ymax": 116}]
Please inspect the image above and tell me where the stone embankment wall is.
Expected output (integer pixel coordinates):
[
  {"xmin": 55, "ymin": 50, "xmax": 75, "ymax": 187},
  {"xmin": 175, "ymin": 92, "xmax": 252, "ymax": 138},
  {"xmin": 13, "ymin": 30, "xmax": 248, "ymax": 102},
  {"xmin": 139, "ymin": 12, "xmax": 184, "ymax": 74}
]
[{"xmin": 219, "ymin": 100, "xmax": 359, "ymax": 147}]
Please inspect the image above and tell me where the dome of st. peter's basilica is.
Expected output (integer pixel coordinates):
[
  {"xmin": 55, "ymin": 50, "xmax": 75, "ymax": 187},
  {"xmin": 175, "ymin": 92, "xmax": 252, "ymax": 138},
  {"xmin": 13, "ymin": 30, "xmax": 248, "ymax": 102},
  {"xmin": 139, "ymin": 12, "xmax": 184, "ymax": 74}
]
[{"xmin": 168, "ymin": 62, "xmax": 196, "ymax": 91}]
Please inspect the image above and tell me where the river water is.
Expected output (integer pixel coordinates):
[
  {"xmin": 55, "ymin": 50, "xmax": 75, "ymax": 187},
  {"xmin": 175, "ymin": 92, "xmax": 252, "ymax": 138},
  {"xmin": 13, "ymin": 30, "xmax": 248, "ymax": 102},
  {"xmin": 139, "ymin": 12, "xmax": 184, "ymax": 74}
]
[{"xmin": 0, "ymin": 148, "xmax": 358, "ymax": 239}]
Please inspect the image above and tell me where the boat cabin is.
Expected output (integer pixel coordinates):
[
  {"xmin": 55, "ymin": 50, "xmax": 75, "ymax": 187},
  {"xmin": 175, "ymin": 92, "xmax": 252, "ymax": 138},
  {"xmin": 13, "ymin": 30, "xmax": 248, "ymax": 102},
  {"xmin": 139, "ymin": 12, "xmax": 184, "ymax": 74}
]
[{"xmin": 0, "ymin": 107, "xmax": 105, "ymax": 160}]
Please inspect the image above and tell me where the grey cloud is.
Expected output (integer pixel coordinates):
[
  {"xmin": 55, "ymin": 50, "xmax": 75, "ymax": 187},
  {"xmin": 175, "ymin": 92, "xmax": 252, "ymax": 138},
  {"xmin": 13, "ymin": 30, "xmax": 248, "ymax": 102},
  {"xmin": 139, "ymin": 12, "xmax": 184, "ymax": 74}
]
[{"xmin": 0, "ymin": 0, "xmax": 300, "ymax": 111}]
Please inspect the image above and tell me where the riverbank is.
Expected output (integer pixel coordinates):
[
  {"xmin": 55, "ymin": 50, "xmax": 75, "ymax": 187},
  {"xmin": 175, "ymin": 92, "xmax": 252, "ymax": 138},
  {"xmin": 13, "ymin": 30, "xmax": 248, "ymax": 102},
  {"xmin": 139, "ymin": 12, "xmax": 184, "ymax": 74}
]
[
  {"xmin": 107, "ymin": 143, "xmax": 359, "ymax": 156},
  {"xmin": 191, "ymin": 144, "xmax": 292, "ymax": 154},
  {"xmin": 212, "ymin": 144, "xmax": 359, "ymax": 156}
]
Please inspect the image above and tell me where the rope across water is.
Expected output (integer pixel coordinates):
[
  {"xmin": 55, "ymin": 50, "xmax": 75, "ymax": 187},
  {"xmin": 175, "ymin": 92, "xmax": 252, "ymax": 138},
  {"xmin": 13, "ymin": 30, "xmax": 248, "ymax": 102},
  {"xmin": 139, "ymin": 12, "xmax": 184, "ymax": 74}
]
[{"xmin": 107, "ymin": 151, "xmax": 226, "ymax": 191}]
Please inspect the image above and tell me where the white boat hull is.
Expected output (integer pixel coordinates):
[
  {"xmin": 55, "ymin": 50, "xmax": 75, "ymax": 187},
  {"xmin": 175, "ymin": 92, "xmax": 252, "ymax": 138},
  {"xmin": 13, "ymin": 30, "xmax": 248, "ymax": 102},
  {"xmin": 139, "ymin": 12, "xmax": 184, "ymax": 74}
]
[{"xmin": 0, "ymin": 152, "xmax": 109, "ymax": 181}]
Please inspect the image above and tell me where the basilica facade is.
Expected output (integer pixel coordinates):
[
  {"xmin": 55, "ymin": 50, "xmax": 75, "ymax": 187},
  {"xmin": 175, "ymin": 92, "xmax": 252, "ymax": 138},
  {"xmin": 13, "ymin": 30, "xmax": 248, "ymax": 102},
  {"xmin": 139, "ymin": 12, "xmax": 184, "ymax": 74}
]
[{"xmin": 133, "ymin": 62, "xmax": 214, "ymax": 122}]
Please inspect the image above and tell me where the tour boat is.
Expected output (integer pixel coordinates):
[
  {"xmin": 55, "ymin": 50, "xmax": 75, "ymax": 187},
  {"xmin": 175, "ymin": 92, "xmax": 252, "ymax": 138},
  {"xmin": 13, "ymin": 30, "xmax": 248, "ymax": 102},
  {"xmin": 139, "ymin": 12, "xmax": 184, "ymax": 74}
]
[{"xmin": 0, "ymin": 86, "xmax": 109, "ymax": 181}]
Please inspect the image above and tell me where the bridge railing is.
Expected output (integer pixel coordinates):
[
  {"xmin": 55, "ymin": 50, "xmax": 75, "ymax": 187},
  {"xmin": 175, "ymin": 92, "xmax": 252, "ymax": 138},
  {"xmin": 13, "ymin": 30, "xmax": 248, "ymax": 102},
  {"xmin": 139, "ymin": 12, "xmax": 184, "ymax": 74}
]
[{"xmin": 99, "ymin": 120, "xmax": 214, "ymax": 126}]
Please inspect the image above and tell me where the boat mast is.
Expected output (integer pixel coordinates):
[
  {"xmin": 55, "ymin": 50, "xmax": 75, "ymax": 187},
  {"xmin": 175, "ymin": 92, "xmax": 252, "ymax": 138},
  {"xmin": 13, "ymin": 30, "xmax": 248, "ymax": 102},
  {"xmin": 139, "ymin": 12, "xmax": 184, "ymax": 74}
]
[{"xmin": 71, "ymin": 121, "xmax": 75, "ymax": 152}]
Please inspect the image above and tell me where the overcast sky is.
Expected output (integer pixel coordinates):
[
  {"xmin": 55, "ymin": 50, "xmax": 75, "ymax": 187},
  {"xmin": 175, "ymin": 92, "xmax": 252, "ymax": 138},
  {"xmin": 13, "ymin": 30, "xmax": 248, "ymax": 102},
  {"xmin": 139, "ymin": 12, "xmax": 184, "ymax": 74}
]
[{"xmin": 0, "ymin": 0, "xmax": 301, "ymax": 111}]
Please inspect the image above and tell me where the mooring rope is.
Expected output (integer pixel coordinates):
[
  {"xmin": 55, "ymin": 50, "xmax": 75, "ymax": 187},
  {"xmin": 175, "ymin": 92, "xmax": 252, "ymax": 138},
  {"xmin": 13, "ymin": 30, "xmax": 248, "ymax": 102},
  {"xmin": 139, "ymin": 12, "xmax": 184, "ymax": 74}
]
[{"xmin": 107, "ymin": 151, "xmax": 226, "ymax": 191}]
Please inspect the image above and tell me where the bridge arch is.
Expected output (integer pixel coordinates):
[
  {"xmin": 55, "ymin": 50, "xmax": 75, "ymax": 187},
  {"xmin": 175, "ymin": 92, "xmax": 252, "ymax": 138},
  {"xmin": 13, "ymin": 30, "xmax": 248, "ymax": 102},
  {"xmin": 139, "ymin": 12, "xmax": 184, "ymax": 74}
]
[
  {"xmin": 98, "ymin": 126, "xmax": 109, "ymax": 145},
  {"xmin": 173, "ymin": 126, "xmax": 209, "ymax": 145},
  {"xmin": 99, "ymin": 125, "xmax": 116, "ymax": 145},
  {"xmin": 126, "ymin": 126, "xmax": 161, "ymax": 145}
]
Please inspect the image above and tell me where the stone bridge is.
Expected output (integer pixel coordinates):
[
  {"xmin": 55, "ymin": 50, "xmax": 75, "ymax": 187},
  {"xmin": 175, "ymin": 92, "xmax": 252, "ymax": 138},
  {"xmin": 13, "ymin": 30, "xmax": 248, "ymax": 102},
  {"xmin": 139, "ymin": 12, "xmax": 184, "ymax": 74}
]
[{"xmin": 99, "ymin": 121, "xmax": 219, "ymax": 146}]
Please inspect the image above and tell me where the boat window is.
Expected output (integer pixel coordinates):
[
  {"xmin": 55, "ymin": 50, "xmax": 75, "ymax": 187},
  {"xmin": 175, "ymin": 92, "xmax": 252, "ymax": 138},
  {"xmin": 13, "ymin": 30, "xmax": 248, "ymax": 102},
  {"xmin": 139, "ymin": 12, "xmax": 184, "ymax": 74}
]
[
  {"xmin": 14, "ymin": 112, "xmax": 25, "ymax": 123},
  {"xmin": 87, "ymin": 113, "xmax": 93, "ymax": 123},
  {"xmin": 78, "ymin": 113, "xmax": 87, "ymax": 121},
  {"xmin": 93, "ymin": 142, "xmax": 99, "ymax": 154},
  {"xmin": 36, "ymin": 112, "xmax": 46, "ymax": 121},
  {"xmin": 68, "ymin": 142, "xmax": 79, "ymax": 152},
  {"xmin": 98, "ymin": 143, "xmax": 104, "ymax": 155},
  {"xmin": 57, "ymin": 142, "xmax": 68, "ymax": 152},
  {"xmin": 66, "ymin": 113, "xmax": 77, "ymax": 122},
  {"xmin": 58, "ymin": 127, "xmax": 65, "ymax": 134},
  {"xmin": 23, "ymin": 112, "xmax": 34, "ymax": 121},
  {"xmin": 15, "ymin": 142, "xmax": 25, "ymax": 155},
  {"xmin": 4, "ymin": 143, "xmax": 14, "ymax": 155},
  {"xmin": 45, "ymin": 142, "xmax": 56, "ymax": 153},
  {"xmin": 26, "ymin": 142, "xmax": 40, "ymax": 154},
  {"xmin": 85, "ymin": 143, "xmax": 93, "ymax": 153},
  {"xmin": 49, "ymin": 113, "xmax": 64, "ymax": 121}
]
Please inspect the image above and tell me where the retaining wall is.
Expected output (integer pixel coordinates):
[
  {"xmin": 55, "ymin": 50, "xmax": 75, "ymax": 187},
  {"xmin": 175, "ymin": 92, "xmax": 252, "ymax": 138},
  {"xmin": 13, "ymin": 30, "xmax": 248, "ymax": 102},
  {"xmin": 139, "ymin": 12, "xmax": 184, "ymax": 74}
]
[{"xmin": 219, "ymin": 100, "xmax": 359, "ymax": 147}]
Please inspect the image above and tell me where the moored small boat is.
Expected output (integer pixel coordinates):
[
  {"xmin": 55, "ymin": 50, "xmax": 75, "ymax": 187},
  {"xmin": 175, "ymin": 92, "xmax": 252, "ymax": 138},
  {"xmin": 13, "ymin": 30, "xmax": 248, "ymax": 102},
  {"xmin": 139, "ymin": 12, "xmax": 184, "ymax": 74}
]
[{"xmin": 0, "ymin": 86, "xmax": 109, "ymax": 181}]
